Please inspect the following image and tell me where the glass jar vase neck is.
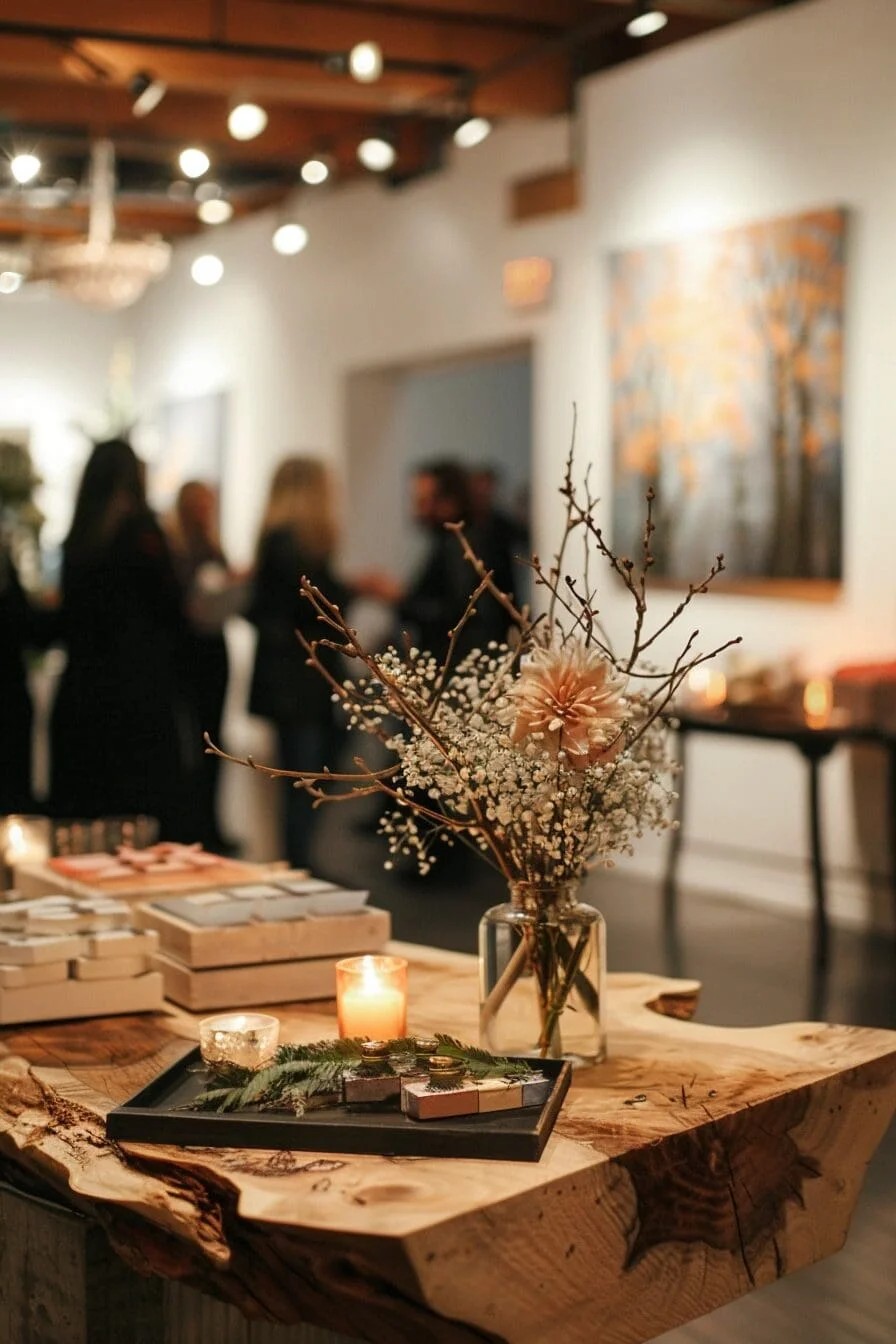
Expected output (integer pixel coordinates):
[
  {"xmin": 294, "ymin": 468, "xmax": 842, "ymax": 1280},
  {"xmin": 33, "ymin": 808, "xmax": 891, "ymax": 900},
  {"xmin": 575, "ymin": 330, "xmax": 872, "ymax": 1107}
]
[{"xmin": 509, "ymin": 881, "xmax": 579, "ymax": 915}]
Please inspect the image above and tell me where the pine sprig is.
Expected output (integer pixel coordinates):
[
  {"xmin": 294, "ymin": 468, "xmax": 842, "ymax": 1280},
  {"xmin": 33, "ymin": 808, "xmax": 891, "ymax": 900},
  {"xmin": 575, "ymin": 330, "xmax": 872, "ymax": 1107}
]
[
  {"xmin": 434, "ymin": 1034, "xmax": 536, "ymax": 1080},
  {"xmin": 188, "ymin": 1035, "xmax": 536, "ymax": 1115}
]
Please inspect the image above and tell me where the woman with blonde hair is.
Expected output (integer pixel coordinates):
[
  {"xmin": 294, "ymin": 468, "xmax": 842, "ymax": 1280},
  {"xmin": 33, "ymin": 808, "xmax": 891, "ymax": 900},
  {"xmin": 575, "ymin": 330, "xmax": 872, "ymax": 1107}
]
[{"xmin": 247, "ymin": 456, "xmax": 349, "ymax": 869}]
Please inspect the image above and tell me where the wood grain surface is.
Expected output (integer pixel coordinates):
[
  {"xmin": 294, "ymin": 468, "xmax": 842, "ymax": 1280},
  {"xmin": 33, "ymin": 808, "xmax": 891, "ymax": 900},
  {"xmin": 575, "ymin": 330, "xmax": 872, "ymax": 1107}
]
[{"xmin": 0, "ymin": 941, "xmax": 893, "ymax": 1344}]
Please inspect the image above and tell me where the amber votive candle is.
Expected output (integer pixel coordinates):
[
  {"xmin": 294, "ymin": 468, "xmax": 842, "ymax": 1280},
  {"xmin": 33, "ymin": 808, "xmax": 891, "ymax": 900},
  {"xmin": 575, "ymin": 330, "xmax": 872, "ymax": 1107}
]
[{"xmin": 336, "ymin": 955, "xmax": 408, "ymax": 1039}]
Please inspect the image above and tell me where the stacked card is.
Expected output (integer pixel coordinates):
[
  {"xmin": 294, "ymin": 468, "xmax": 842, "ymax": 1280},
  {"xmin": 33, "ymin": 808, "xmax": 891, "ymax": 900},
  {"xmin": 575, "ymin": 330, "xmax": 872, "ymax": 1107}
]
[
  {"xmin": 0, "ymin": 894, "xmax": 163, "ymax": 1024},
  {"xmin": 137, "ymin": 876, "xmax": 392, "ymax": 1011},
  {"xmin": 13, "ymin": 842, "xmax": 271, "ymax": 903}
]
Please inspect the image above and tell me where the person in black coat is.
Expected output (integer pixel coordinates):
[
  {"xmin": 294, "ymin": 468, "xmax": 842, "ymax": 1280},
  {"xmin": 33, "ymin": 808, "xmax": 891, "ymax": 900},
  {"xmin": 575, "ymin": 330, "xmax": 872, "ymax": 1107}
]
[
  {"xmin": 248, "ymin": 457, "xmax": 351, "ymax": 870},
  {"xmin": 50, "ymin": 439, "xmax": 190, "ymax": 838},
  {"xmin": 0, "ymin": 541, "xmax": 42, "ymax": 812},
  {"xmin": 398, "ymin": 461, "xmax": 517, "ymax": 664}
]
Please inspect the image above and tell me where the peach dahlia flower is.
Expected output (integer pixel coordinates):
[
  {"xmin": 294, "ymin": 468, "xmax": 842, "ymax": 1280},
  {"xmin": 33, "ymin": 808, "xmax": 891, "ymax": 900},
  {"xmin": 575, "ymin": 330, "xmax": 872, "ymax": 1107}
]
[{"xmin": 505, "ymin": 645, "xmax": 628, "ymax": 769}]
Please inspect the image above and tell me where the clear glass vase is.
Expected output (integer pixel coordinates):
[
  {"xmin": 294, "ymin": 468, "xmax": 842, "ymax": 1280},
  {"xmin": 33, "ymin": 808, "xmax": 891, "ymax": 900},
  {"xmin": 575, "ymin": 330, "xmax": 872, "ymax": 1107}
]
[{"xmin": 478, "ymin": 882, "xmax": 606, "ymax": 1065}]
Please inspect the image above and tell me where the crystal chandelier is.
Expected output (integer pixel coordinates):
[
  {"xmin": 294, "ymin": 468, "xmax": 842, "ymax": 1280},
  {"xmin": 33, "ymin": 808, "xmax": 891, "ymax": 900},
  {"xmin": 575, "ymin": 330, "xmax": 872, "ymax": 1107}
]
[{"xmin": 32, "ymin": 140, "xmax": 170, "ymax": 310}]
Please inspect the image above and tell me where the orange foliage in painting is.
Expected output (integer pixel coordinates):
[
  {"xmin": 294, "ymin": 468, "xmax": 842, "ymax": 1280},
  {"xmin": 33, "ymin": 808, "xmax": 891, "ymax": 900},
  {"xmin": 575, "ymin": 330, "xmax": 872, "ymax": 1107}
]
[{"xmin": 610, "ymin": 208, "xmax": 845, "ymax": 583}]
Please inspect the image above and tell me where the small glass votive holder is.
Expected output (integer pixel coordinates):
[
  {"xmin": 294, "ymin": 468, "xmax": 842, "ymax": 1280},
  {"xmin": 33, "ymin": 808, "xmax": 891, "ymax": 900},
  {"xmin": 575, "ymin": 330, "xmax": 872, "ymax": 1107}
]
[
  {"xmin": 198, "ymin": 1013, "xmax": 280, "ymax": 1070},
  {"xmin": 336, "ymin": 955, "xmax": 408, "ymax": 1040}
]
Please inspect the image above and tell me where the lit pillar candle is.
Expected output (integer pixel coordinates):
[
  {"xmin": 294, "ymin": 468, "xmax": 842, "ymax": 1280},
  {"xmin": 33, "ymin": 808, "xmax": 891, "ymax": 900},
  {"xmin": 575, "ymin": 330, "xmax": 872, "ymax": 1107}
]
[{"xmin": 336, "ymin": 955, "xmax": 408, "ymax": 1040}]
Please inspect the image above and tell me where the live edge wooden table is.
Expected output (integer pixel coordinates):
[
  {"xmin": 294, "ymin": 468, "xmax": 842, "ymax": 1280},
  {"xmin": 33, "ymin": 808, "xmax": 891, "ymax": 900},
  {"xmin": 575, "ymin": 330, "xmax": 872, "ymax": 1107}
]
[{"xmin": 0, "ymin": 943, "xmax": 894, "ymax": 1344}]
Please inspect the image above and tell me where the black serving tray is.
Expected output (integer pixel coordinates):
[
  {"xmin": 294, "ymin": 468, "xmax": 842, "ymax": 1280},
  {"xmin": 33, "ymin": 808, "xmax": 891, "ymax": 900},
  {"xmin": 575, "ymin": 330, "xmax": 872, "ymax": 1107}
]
[{"xmin": 106, "ymin": 1047, "xmax": 572, "ymax": 1162}]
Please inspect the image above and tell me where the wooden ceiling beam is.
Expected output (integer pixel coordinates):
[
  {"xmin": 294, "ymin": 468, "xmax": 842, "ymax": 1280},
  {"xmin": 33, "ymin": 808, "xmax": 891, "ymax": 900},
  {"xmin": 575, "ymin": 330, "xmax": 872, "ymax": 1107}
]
[
  {"xmin": 0, "ymin": 1, "xmax": 556, "ymax": 75},
  {"xmin": 0, "ymin": 2, "xmax": 216, "ymax": 43},
  {"xmin": 321, "ymin": 0, "xmax": 592, "ymax": 27},
  {"xmin": 0, "ymin": 76, "xmax": 376, "ymax": 164},
  {"xmin": 71, "ymin": 40, "xmax": 457, "ymax": 113}
]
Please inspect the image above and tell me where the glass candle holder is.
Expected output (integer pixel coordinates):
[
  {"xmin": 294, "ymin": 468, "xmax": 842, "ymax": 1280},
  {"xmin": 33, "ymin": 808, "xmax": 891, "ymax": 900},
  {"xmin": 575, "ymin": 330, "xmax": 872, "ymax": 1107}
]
[
  {"xmin": 198, "ymin": 1012, "xmax": 280, "ymax": 1069},
  {"xmin": 336, "ymin": 955, "xmax": 408, "ymax": 1040}
]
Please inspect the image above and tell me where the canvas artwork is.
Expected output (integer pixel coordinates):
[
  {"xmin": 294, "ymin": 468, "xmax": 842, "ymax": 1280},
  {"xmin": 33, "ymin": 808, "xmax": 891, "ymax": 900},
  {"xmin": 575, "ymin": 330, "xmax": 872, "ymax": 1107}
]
[
  {"xmin": 610, "ymin": 208, "xmax": 845, "ymax": 594},
  {"xmin": 145, "ymin": 390, "xmax": 228, "ymax": 518}
]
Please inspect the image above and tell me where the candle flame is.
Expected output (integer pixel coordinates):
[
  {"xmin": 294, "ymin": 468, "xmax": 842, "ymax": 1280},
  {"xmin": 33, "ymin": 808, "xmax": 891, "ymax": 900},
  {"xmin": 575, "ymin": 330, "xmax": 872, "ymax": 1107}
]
[
  {"xmin": 803, "ymin": 678, "xmax": 833, "ymax": 727},
  {"xmin": 360, "ymin": 955, "xmax": 383, "ymax": 994},
  {"xmin": 6, "ymin": 821, "xmax": 26, "ymax": 856}
]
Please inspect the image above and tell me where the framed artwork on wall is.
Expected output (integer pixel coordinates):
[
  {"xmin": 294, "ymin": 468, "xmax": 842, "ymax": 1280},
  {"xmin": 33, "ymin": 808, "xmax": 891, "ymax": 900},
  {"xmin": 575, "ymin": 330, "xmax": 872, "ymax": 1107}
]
[
  {"xmin": 610, "ymin": 207, "xmax": 846, "ymax": 599},
  {"xmin": 144, "ymin": 390, "xmax": 229, "ymax": 520}
]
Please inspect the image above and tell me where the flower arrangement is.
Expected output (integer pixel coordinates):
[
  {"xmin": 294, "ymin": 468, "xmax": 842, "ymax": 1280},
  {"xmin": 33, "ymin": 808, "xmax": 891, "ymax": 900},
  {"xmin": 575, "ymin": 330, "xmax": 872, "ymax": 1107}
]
[
  {"xmin": 210, "ymin": 433, "xmax": 738, "ymax": 1060},
  {"xmin": 212, "ymin": 442, "xmax": 736, "ymax": 880}
]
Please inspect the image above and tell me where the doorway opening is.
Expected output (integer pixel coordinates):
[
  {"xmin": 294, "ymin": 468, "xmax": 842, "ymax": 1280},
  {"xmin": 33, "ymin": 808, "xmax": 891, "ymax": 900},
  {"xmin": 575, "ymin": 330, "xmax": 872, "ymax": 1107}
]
[{"xmin": 342, "ymin": 341, "xmax": 533, "ymax": 588}]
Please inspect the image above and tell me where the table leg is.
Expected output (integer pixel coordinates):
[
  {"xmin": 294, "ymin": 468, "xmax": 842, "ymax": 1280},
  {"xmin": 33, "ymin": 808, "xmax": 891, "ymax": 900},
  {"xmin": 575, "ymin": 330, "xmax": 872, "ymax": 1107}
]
[
  {"xmin": 806, "ymin": 752, "xmax": 829, "ymax": 970},
  {"xmin": 663, "ymin": 727, "xmax": 687, "ymax": 928},
  {"xmin": 886, "ymin": 740, "xmax": 896, "ymax": 937}
]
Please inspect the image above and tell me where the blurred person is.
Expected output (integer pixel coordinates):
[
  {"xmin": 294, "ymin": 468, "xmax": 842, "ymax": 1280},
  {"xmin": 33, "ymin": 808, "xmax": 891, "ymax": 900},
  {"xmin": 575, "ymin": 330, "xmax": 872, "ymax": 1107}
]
[
  {"xmin": 168, "ymin": 480, "xmax": 247, "ymax": 853},
  {"xmin": 468, "ymin": 465, "xmax": 529, "ymax": 591},
  {"xmin": 0, "ymin": 540, "xmax": 42, "ymax": 812},
  {"xmin": 395, "ymin": 460, "xmax": 516, "ymax": 663},
  {"xmin": 247, "ymin": 457, "xmax": 351, "ymax": 870},
  {"xmin": 50, "ymin": 439, "xmax": 189, "ymax": 837}
]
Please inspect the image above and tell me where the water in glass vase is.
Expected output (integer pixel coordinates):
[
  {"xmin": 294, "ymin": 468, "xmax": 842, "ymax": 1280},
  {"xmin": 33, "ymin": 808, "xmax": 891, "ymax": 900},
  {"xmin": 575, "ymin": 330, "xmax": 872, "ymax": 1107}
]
[{"xmin": 479, "ymin": 882, "xmax": 606, "ymax": 1064}]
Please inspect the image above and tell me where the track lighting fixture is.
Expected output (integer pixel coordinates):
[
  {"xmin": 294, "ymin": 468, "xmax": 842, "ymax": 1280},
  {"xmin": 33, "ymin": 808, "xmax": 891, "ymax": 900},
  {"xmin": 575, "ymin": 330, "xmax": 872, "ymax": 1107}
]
[
  {"xmin": 626, "ymin": 3, "xmax": 668, "ymax": 39},
  {"xmin": 129, "ymin": 71, "xmax": 167, "ymax": 118},
  {"xmin": 228, "ymin": 102, "xmax": 268, "ymax": 141},
  {"xmin": 453, "ymin": 116, "xmax": 492, "ymax": 149},
  {"xmin": 348, "ymin": 41, "xmax": 383, "ymax": 83},
  {"xmin": 179, "ymin": 148, "xmax": 210, "ymax": 179},
  {"xmin": 357, "ymin": 135, "xmax": 396, "ymax": 173},
  {"xmin": 300, "ymin": 156, "xmax": 331, "ymax": 186}
]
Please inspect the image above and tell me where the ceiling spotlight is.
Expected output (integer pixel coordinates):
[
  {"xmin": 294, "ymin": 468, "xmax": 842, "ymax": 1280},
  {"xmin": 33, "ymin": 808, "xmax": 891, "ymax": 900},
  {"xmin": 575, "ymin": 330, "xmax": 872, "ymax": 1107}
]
[
  {"xmin": 194, "ymin": 181, "xmax": 222, "ymax": 202},
  {"xmin": 453, "ymin": 116, "xmax": 492, "ymax": 149},
  {"xmin": 348, "ymin": 41, "xmax": 383, "ymax": 84},
  {"xmin": 191, "ymin": 254, "xmax": 224, "ymax": 286},
  {"xmin": 0, "ymin": 271, "xmax": 24, "ymax": 295},
  {"xmin": 228, "ymin": 102, "xmax": 268, "ymax": 141},
  {"xmin": 10, "ymin": 154, "xmax": 41, "ymax": 185},
  {"xmin": 130, "ymin": 71, "xmax": 167, "ymax": 117},
  {"xmin": 167, "ymin": 179, "xmax": 192, "ymax": 200},
  {"xmin": 300, "ymin": 157, "xmax": 330, "ymax": 186},
  {"xmin": 626, "ymin": 5, "xmax": 668, "ymax": 38},
  {"xmin": 272, "ymin": 223, "xmax": 309, "ymax": 256},
  {"xmin": 357, "ymin": 136, "xmax": 396, "ymax": 173},
  {"xmin": 179, "ymin": 147, "xmax": 210, "ymax": 179},
  {"xmin": 198, "ymin": 198, "xmax": 233, "ymax": 225}
]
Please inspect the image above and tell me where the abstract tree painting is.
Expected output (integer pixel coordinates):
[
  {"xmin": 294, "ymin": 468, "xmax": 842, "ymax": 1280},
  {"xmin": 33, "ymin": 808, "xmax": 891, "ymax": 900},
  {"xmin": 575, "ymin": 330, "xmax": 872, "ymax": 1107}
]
[{"xmin": 610, "ymin": 208, "xmax": 845, "ymax": 593}]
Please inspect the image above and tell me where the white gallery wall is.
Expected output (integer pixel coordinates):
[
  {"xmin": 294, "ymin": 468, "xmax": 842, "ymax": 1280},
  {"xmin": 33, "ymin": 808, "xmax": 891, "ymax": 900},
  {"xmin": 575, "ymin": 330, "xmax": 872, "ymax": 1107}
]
[{"xmin": 4, "ymin": 0, "xmax": 894, "ymax": 926}]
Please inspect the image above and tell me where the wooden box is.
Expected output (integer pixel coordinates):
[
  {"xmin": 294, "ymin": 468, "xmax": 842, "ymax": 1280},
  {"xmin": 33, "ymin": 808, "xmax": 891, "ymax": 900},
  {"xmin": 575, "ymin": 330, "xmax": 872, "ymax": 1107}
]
[
  {"xmin": 137, "ymin": 902, "xmax": 391, "ymax": 970},
  {"xmin": 153, "ymin": 952, "xmax": 345, "ymax": 1011}
]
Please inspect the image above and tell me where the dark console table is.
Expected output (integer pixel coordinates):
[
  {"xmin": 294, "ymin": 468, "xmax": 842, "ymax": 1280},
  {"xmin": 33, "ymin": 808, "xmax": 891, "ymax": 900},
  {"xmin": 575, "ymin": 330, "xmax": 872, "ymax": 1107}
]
[{"xmin": 665, "ymin": 706, "xmax": 896, "ymax": 968}]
